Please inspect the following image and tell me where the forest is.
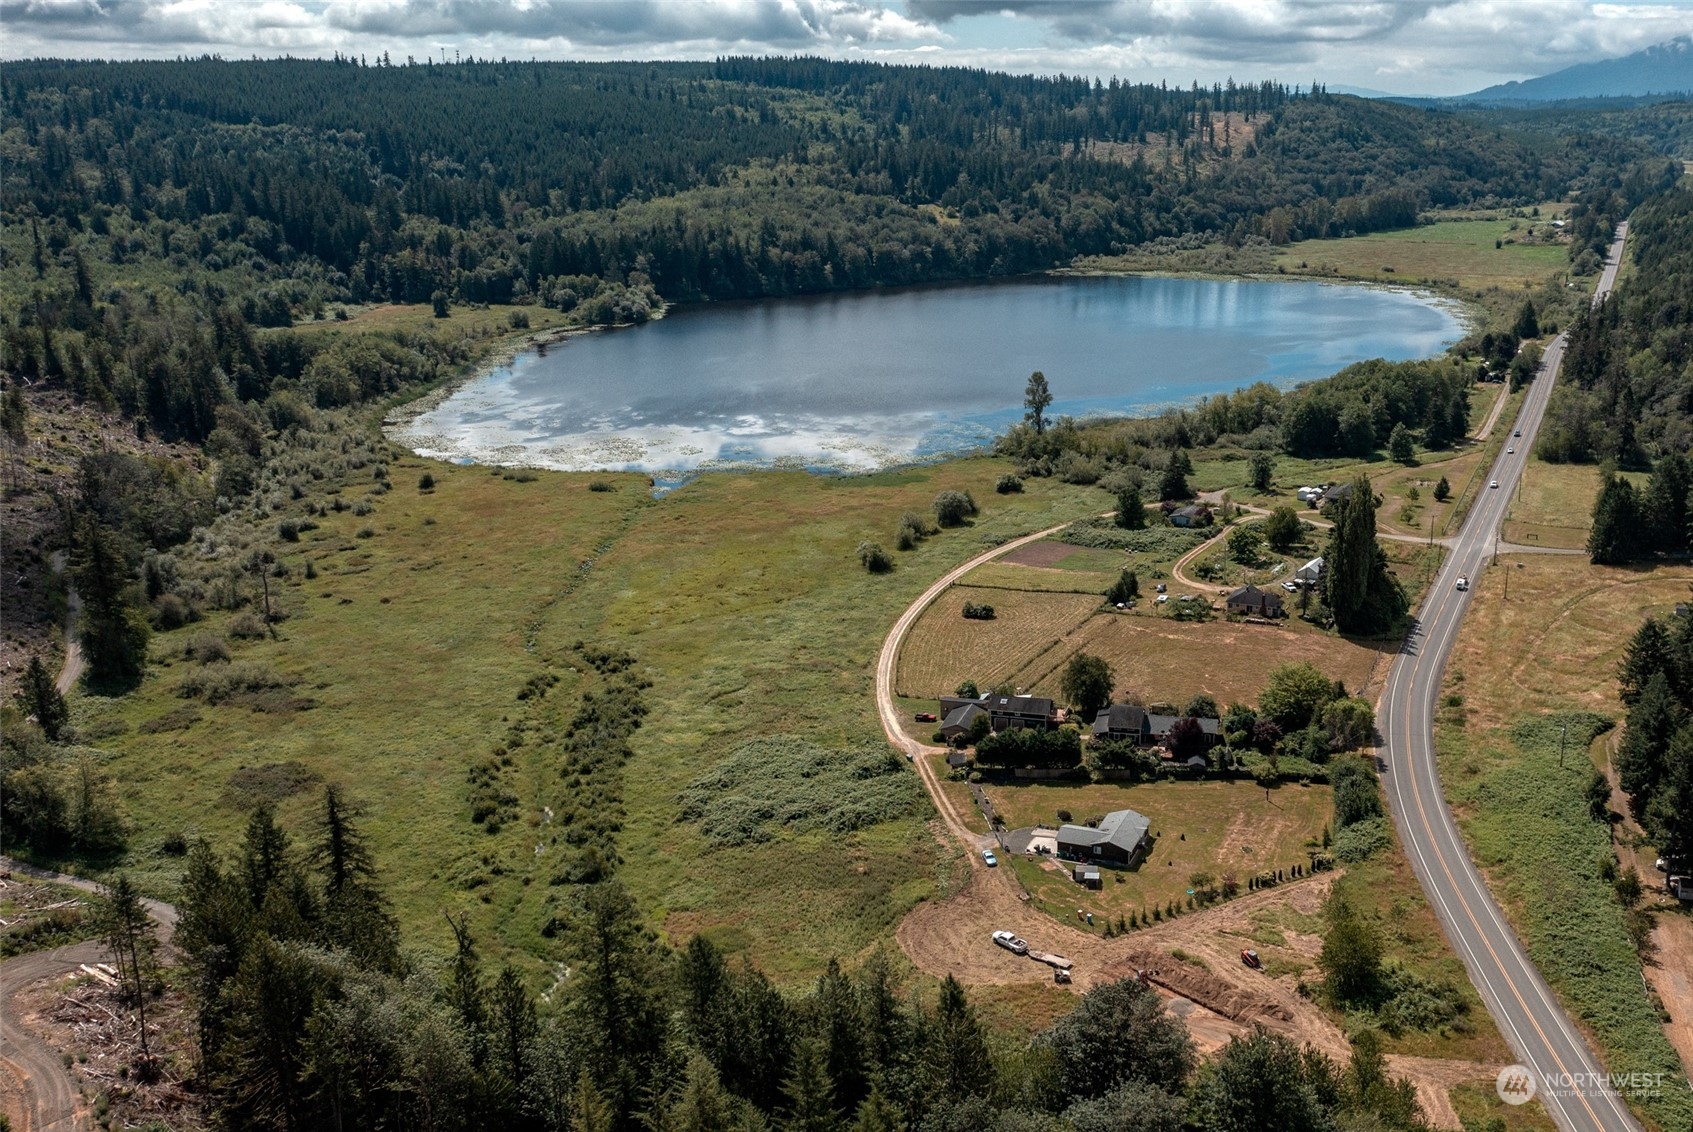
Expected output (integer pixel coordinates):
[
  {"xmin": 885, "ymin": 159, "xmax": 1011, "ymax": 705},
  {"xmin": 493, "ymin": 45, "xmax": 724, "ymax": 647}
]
[{"xmin": 75, "ymin": 786, "xmax": 1435, "ymax": 1132}]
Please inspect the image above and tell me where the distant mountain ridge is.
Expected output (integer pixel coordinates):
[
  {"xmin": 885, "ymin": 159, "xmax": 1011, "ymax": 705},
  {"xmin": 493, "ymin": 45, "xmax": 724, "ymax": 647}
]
[{"xmin": 1459, "ymin": 37, "xmax": 1692, "ymax": 102}]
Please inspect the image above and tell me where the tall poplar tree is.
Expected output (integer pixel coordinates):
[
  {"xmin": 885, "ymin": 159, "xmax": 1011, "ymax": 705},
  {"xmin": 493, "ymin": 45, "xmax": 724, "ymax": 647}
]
[{"xmin": 1320, "ymin": 477, "xmax": 1405, "ymax": 634}]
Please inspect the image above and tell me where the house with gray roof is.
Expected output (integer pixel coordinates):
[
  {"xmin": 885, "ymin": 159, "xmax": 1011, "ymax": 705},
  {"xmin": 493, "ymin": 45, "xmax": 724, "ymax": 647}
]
[
  {"xmin": 939, "ymin": 692, "xmax": 1055, "ymax": 733},
  {"xmin": 1056, "ymin": 808, "xmax": 1152, "ymax": 867},
  {"xmin": 1145, "ymin": 713, "xmax": 1222, "ymax": 748},
  {"xmin": 1091, "ymin": 704, "xmax": 1149, "ymax": 744}
]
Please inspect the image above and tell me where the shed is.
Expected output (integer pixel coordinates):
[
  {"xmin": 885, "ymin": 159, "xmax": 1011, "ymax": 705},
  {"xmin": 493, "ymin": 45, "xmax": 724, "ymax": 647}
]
[
  {"xmin": 1296, "ymin": 557, "xmax": 1323, "ymax": 585},
  {"xmin": 1072, "ymin": 863, "xmax": 1103, "ymax": 889}
]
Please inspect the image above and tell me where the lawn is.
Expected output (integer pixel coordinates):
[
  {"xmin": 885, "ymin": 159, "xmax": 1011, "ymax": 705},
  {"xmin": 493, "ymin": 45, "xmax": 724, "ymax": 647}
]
[
  {"xmin": 986, "ymin": 778, "xmax": 1333, "ymax": 922},
  {"xmin": 71, "ymin": 449, "xmax": 1107, "ymax": 980},
  {"xmin": 1273, "ymin": 213, "xmax": 1572, "ymax": 291},
  {"xmin": 1437, "ymin": 556, "xmax": 1693, "ymax": 1131},
  {"xmin": 1497, "ymin": 459, "xmax": 1641, "ymax": 551}
]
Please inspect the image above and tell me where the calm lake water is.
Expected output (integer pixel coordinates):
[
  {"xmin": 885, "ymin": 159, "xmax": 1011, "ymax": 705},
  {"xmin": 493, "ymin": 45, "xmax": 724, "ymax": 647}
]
[{"xmin": 391, "ymin": 275, "xmax": 1463, "ymax": 476}]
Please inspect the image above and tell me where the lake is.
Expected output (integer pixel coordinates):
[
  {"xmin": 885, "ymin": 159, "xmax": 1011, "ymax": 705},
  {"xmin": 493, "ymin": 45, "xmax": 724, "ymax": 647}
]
[{"xmin": 390, "ymin": 274, "xmax": 1464, "ymax": 477}]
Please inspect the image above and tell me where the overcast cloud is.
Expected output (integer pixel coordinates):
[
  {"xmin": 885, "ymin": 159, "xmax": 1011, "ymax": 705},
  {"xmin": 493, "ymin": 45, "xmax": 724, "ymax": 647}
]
[{"xmin": 3, "ymin": 0, "xmax": 1691, "ymax": 95}]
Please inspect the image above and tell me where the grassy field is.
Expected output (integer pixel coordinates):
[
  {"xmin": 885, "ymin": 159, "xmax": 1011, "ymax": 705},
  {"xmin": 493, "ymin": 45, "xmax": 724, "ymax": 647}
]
[
  {"xmin": 1273, "ymin": 212, "xmax": 1572, "ymax": 291},
  {"xmin": 70, "ymin": 449, "xmax": 1107, "ymax": 979},
  {"xmin": 1495, "ymin": 460, "xmax": 1644, "ymax": 551},
  {"xmin": 1438, "ymin": 556, "xmax": 1693, "ymax": 1130},
  {"xmin": 989, "ymin": 779, "xmax": 1332, "ymax": 921},
  {"xmin": 1023, "ymin": 613, "xmax": 1391, "ymax": 708},
  {"xmin": 895, "ymin": 588, "xmax": 1103, "ymax": 700}
]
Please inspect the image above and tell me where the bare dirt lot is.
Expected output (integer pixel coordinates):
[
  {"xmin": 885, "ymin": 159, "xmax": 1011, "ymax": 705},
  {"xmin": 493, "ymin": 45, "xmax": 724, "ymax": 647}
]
[{"xmin": 897, "ymin": 866, "xmax": 1501, "ymax": 1129}]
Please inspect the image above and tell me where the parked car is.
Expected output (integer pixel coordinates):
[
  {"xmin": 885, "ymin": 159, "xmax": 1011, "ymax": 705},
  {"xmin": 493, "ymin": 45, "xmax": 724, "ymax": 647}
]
[
  {"xmin": 1456, "ymin": 575, "xmax": 1468, "ymax": 591},
  {"xmin": 914, "ymin": 711, "xmax": 937, "ymax": 723},
  {"xmin": 1054, "ymin": 967, "xmax": 1072, "ymax": 984},
  {"xmin": 992, "ymin": 930, "xmax": 1029, "ymax": 955},
  {"xmin": 982, "ymin": 849, "xmax": 998, "ymax": 867},
  {"xmin": 1281, "ymin": 581, "xmax": 1298, "ymax": 592}
]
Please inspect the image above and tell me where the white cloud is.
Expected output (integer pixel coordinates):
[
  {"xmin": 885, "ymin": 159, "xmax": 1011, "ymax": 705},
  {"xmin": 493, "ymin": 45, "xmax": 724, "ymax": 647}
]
[{"xmin": 1, "ymin": 0, "xmax": 1689, "ymax": 94}]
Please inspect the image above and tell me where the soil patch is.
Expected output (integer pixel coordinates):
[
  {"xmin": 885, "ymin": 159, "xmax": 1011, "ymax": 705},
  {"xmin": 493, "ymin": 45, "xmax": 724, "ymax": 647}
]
[{"xmin": 998, "ymin": 540, "xmax": 1077, "ymax": 568}]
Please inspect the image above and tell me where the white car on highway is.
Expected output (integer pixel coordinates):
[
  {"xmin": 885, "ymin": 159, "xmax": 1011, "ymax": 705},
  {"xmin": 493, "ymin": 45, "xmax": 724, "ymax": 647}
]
[
  {"xmin": 1456, "ymin": 575, "xmax": 1468, "ymax": 591},
  {"xmin": 1490, "ymin": 480, "xmax": 1499, "ymax": 489},
  {"xmin": 992, "ymin": 930, "xmax": 1029, "ymax": 955}
]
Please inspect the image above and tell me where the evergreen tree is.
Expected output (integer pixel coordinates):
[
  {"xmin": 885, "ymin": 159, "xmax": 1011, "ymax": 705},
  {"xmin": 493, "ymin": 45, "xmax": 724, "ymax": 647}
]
[
  {"xmin": 1644, "ymin": 724, "xmax": 1693, "ymax": 860},
  {"xmin": 98, "ymin": 873, "xmax": 159, "ymax": 1065},
  {"xmin": 924, "ymin": 976, "xmax": 992, "ymax": 1106},
  {"xmin": 1115, "ymin": 486, "xmax": 1147, "ymax": 529},
  {"xmin": 1447, "ymin": 387, "xmax": 1470, "ymax": 440},
  {"xmin": 813, "ymin": 958, "xmax": 868, "ymax": 1112},
  {"xmin": 1158, "ymin": 448, "xmax": 1192, "ymax": 501},
  {"xmin": 782, "ymin": 1040, "xmax": 841, "ymax": 1132},
  {"xmin": 1619, "ymin": 617, "xmax": 1677, "ymax": 706},
  {"xmin": 1513, "ymin": 298, "xmax": 1540, "ymax": 339},
  {"xmin": 670, "ymin": 1053, "xmax": 737, "ymax": 1132},
  {"xmin": 73, "ymin": 514, "xmax": 150, "ymax": 693},
  {"xmin": 1105, "ymin": 568, "xmax": 1140, "ymax": 605},
  {"xmin": 1035, "ymin": 977, "xmax": 1195, "ymax": 1101},
  {"xmin": 1618, "ymin": 671, "xmax": 1682, "ymax": 818},
  {"xmin": 851, "ymin": 1085, "xmax": 904, "ymax": 1132},
  {"xmin": 1432, "ymin": 476, "xmax": 1449, "ymax": 502},
  {"xmin": 1643, "ymin": 452, "xmax": 1692, "ymax": 555},
  {"xmin": 1192, "ymin": 1029, "xmax": 1337, "ymax": 1132},
  {"xmin": 1588, "ymin": 473, "xmax": 1643, "ymax": 565},
  {"xmin": 1320, "ymin": 477, "xmax": 1405, "ymax": 634},
  {"xmin": 15, "ymin": 654, "xmax": 70, "ymax": 740}
]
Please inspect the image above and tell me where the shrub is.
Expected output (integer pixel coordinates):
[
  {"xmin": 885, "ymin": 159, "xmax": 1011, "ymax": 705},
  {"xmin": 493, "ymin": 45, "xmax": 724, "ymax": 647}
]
[
  {"xmin": 857, "ymin": 541, "xmax": 892, "ymax": 573},
  {"xmin": 995, "ymin": 474, "xmax": 1024, "ymax": 494},
  {"xmin": 932, "ymin": 490, "xmax": 978, "ymax": 527},
  {"xmin": 1058, "ymin": 519, "xmax": 1204, "ymax": 556},
  {"xmin": 177, "ymin": 662, "xmax": 288, "ymax": 704},
  {"xmin": 352, "ymin": 498, "xmax": 374, "ymax": 516},
  {"xmin": 356, "ymin": 527, "xmax": 375, "ymax": 539},
  {"xmin": 507, "ymin": 308, "xmax": 531, "ymax": 329},
  {"xmin": 961, "ymin": 602, "xmax": 996, "ymax": 620},
  {"xmin": 418, "ymin": 472, "xmax": 436, "ymax": 490},
  {"xmin": 150, "ymin": 592, "xmax": 193, "ymax": 631},
  {"xmin": 1332, "ymin": 816, "xmax": 1391, "ymax": 862},
  {"xmin": 227, "ymin": 611, "xmax": 268, "ymax": 640},
  {"xmin": 679, "ymin": 737, "xmax": 921, "ymax": 847},
  {"xmin": 588, "ymin": 480, "xmax": 615, "ymax": 492},
  {"xmin": 1332, "ymin": 757, "xmax": 1384, "ymax": 828},
  {"xmin": 183, "ymin": 633, "xmax": 231, "ymax": 664}
]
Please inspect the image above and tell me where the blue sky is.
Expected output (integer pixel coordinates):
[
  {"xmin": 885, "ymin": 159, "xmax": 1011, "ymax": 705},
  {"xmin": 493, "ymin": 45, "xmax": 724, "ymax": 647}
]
[{"xmin": 4, "ymin": 0, "xmax": 1692, "ymax": 95}]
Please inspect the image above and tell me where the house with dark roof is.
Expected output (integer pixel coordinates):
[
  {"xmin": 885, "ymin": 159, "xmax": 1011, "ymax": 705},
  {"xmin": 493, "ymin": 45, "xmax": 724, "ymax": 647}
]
[
  {"xmin": 938, "ymin": 692, "xmax": 1056, "ymax": 736},
  {"xmin": 937, "ymin": 702, "xmax": 988, "ymax": 742},
  {"xmin": 1320, "ymin": 482, "xmax": 1356, "ymax": 510},
  {"xmin": 1091, "ymin": 704, "xmax": 1149, "ymax": 744},
  {"xmin": 1226, "ymin": 584, "xmax": 1285, "ymax": 618},
  {"xmin": 1145, "ymin": 713, "xmax": 1222, "ymax": 748},
  {"xmin": 1056, "ymin": 808, "xmax": 1152, "ymax": 867}
]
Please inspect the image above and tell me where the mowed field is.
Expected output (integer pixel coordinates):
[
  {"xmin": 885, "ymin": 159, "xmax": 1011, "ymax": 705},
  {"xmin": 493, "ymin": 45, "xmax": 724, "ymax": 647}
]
[
  {"xmin": 989, "ymin": 779, "xmax": 1333, "ymax": 921},
  {"xmin": 895, "ymin": 587, "xmax": 1102, "ymax": 698},
  {"xmin": 73, "ymin": 451, "xmax": 1108, "ymax": 978},
  {"xmin": 1496, "ymin": 459, "xmax": 1645, "ymax": 551},
  {"xmin": 1273, "ymin": 212, "xmax": 1571, "ymax": 290},
  {"xmin": 1025, "ymin": 612, "xmax": 1391, "ymax": 707}
]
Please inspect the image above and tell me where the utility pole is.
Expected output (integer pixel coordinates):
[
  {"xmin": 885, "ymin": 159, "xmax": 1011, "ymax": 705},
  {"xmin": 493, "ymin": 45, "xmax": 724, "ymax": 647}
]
[{"xmin": 1559, "ymin": 721, "xmax": 1567, "ymax": 769}]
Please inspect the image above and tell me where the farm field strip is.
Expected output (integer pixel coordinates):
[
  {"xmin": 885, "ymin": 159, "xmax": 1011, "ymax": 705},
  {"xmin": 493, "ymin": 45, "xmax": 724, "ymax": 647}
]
[{"xmin": 894, "ymin": 587, "xmax": 1102, "ymax": 698}]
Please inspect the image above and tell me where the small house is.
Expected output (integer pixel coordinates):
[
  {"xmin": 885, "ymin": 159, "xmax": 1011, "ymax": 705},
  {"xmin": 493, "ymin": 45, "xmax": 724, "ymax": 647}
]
[
  {"xmin": 937, "ymin": 703, "xmax": 988, "ymax": 742},
  {"xmin": 945, "ymin": 750, "xmax": 970, "ymax": 769},
  {"xmin": 1319, "ymin": 482, "xmax": 1355, "ymax": 510},
  {"xmin": 1226, "ymin": 584, "xmax": 1285, "ymax": 618},
  {"xmin": 1091, "ymin": 704, "xmax": 1149, "ymax": 745},
  {"xmin": 1057, "ymin": 808, "xmax": 1152, "ymax": 867},
  {"xmin": 1072, "ymin": 863, "xmax": 1102, "ymax": 889},
  {"xmin": 1295, "ymin": 557, "xmax": 1323, "ymax": 586},
  {"xmin": 1169, "ymin": 504, "xmax": 1213, "ymax": 529}
]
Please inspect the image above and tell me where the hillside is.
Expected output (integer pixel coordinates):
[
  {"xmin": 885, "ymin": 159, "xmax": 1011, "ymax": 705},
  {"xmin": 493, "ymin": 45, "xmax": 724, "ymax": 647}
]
[{"xmin": 1460, "ymin": 36, "xmax": 1693, "ymax": 102}]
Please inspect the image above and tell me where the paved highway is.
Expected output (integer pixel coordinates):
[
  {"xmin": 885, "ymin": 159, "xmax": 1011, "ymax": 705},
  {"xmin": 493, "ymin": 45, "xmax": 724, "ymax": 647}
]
[{"xmin": 1379, "ymin": 223, "xmax": 1636, "ymax": 1132}]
